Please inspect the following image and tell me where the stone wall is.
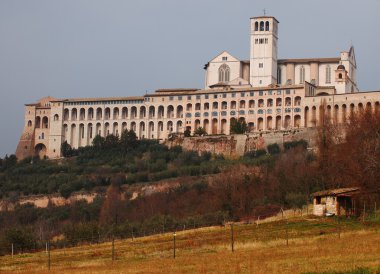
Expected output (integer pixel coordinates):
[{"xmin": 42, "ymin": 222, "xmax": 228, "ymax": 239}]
[{"xmin": 165, "ymin": 128, "xmax": 317, "ymax": 157}]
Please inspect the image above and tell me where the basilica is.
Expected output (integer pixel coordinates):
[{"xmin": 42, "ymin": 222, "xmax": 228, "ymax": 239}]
[{"xmin": 16, "ymin": 15, "xmax": 380, "ymax": 159}]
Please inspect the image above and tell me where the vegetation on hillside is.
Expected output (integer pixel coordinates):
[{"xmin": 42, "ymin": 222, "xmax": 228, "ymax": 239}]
[{"xmin": 0, "ymin": 108, "xmax": 379, "ymax": 257}]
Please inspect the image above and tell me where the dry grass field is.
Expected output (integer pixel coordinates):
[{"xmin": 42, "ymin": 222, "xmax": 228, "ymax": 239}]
[{"xmin": 1, "ymin": 216, "xmax": 380, "ymax": 274}]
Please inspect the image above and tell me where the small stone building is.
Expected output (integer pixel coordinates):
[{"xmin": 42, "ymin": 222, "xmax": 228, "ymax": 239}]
[{"xmin": 312, "ymin": 188, "xmax": 360, "ymax": 216}]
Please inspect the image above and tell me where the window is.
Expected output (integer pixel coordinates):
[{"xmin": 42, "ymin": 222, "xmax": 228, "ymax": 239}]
[
  {"xmin": 222, "ymin": 56, "xmax": 228, "ymax": 61},
  {"xmin": 300, "ymin": 66, "xmax": 305, "ymax": 84},
  {"xmin": 196, "ymin": 95, "xmax": 200, "ymax": 100},
  {"xmin": 265, "ymin": 21, "xmax": 269, "ymax": 31},
  {"xmin": 169, "ymin": 96, "xmax": 173, "ymax": 101},
  {"xmin": 259, "ymin": 63, "xmax": 263, "ymax": 68},
  {"xmin": 338, "ymin": 73, "xmax": 343, "ymax": 79},
  {"xmin": 218, "ymin": 64, "xmax": 230, "ymax": 82},
  {"xmin": 187, "ymin": 95, "xmax": 191, "ymax": 100},
  {"xmin": 205, "ymin": 94, "xmax": 209, "ymax": 99},
  {"xmin": 254, "ymin": 21, "xmax": 258, "ymax": 31},
  {"xmin": 241, "ymin": 92, "xmax": 245, "ymax": 97},
  {"xmin": 260, "ymin": 21, "xmax": 264, "ymax": 31},
  {"xmin": 178, "ymin": 96, "xmax": 182, "ymax": 100},
  {"xmin": 326, "ymin": 66, "xmax": 331, "ymax": 84},
  {"xmin": 214, "ymin": 94, "xmax": 218, "ymax": 99},
  {"xmin": 277, "ymin": 67, "xmax": 282, "ymax": 84}
]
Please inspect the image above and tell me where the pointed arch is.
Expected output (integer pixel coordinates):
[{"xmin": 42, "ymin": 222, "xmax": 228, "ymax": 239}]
[{"xmin": 218, "ymin": 64, "xmax": 230, "ymax": 83}]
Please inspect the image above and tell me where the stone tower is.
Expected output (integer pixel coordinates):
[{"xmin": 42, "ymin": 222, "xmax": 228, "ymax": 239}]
[{"xmin": 250, "ymin": 16, "xmax": 279, "ymax": 87}]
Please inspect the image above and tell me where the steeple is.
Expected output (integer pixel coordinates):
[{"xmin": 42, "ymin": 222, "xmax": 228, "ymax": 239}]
[{"xmin": 249, "ymin": 16, "xmax": 279, "ymax": 87}]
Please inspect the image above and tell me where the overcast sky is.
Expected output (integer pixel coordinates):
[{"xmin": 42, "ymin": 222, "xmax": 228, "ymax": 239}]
[{"xmin": 0, "ymin": 0, "xmax": 379, "ymax": 157}]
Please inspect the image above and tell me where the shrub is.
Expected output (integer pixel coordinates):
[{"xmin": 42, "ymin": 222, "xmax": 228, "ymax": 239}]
[{"xmin": 267, "ymin": 143, "xmax": 281, "ymax": 155}]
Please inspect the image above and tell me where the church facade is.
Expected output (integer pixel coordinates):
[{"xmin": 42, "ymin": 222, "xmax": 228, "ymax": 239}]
[{"xmin": 16, "ymin": 15, "xmax": 380, "ymax": 160}]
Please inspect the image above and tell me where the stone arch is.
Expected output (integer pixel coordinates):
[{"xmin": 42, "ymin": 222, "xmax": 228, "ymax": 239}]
[
  {"xmin": 64, "ymin": 109, "xmax": 69, "ymax": 121},
  {"xmin": 122, "ymin": 107, "xmax": 128, "ymax": 119},
  {"xmin": 239, "ymin": 100, "xmax": 246, "ymax": 108},
  {"xmin": 158, "ymin": 106, "xmax": 164, "ymax": 118},
  {"xmin": 27, "ymin": 120, "xmax": 32, "ymax": 127},
  {"xmin": 78, "ymin": 123, "xmax": 85, "ymax": 147},
  {"xmin": 113, "ymin": 107, "xmax": 120, "ymax": 120},
  {"xmin": 131, "ymin": 106, "xmax": 137, "ymax": 119},
  {"xmin": 139, "ymin": 121, "xmax": 145, "ymax": 138},
  {"xmin": 230, "ymin": 101, "xmax": 236, "ymax": 109},
  {"xmin": 203, "ymin": 119, "xmax": 210, "ymax": 134},
  {"xmin": 167, "ymin": 105, "xmax": 174, "ymax": 118},
  {"xmin": 105, "ymin": 107, "xmax": 111, "ymax": 120},
  {"xmin": 186, "ymin": 103, "xmax": 192, "ymax": 112},
  {"xmin": 176, "ymin": 105, "xmax": 183, "ymax": 118},
  {"xmin": 42, "ymin": 116, "xmax": 49, "ymax": 128},
  {"xmin": 139, "ymin": 106, "xmax": 146, "ymax": 119},
  {"xmin": 71, "ymin": 108, "xmax": 77, "ymax": 121},
  {"xmin": 35, "ymin": 143, "xmax": 47, "ymax": 159},
  {"xmin": 257, "ymin": 117, "xmax": 264, "ymax": 130},
  {"xmin": 63, "ymin": 124, "xmax": 68, "ymax": 141},
  {"xmin": 342, "ymin": 104, "xmax": 347, "ymax": 123},
  {"xmin": 149, "ymin": 106, "xmax": 155, "ymax": 118},
  {"xmin": 294, "ymin": 115, "xmax": 301, "ymax": 128},
  {"xmin": 88, "ymin": 108, "xmax": 94, "ymax": 120},
  {"xmin": 267, "ymin": 116, "xmax": 273, "ymax": 130},
  {"xmin": 79, "ymin": 108, "xmax": 85, "ymax": 120},
  {"xmin": 276, "ymin": 115, "xmax": 281, "ymax": 129},
  {"xmin": 70, "ymin": 124, "xmax": 77, "ymax": 146},
  {"xmin": 148, "ymin": 121, "xmax": 155, "ymax": 138},
  {"xmin": 96, "ymin": 123, "xmax": 102, "ymax": 136},
  {"xmin": 334, "ymin": 105, "xmax": 339, "ymax": 124},
  {"xmin": 212, "ymin": 118, "xmax": 218, "ymax": 134},
  {"xmin": 53, "ymin": 114, "xmax": 59, "ymax": 121},
  {"xmin": 276, "ymin": 98, "xmax": 282, "ymax": 106},
  {"xmin": 87, "ymin": 123, "xmax": 93, "ymax": 143},
  {"xmin": 249, "ymin": 100, "xmax": 255, "ymax": 108},
  {"xmin": 221, "ymin": 119, "xmax": 227, "ymax": 134},
  {"xmin": 194, "ymin": 119, "xmax": 201, "ymax": 131},
  {"xmin": 104, "ymin": 122, "xmax": 110, "ymax": 136},
  {"xmin": 167, "ymin": 121, "xmax": 173, "ymax": 133},
  {"xmin": 35, "ymin": 116, "xmax": 41, "ymax": 128},
  {"xmin": 122, "ymin": 122, "xmax": 127, "ymax": 132},
  {"xmin": 113, "ymin": 122, "xmax": 119, "ymax": 136},
  {"xmin": 157, "ymin": 121, "xmax": 163, "ymax": 139},
  {"xmin": 96, "ymin": 107, "xmax": 102, "ymax": 120},
  {"xmin": 284, "ymin": 115, "xmax": 291, "ymax": 129},
  {"xmin": 176, "ymin": 120, "xmax": 183, "ymax": 133},
  {"xmin": 131, "ymin": 121, "xmax": 136, "ymax": 132}
]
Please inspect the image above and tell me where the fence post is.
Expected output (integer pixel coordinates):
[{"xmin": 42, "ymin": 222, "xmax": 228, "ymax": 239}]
[
  {"xmin": 286, "ymin": 219, "xmax": 289, "ymax": 246},
  {"xmin": 363, "ymin": 202, "xmax": 366, "ymax": 222},
  {"xmin": 338, "ymin": 214, "xmax": 341, "ymax": 239},
  {"xmin": 230, "ymin": 223, "xmax": 234, "ymax": 252},
  {"xmin": 45, "ymin": 242, "xmax": 48, "ymax": 254},
  {"xmin": 112, "ymin": 237, "xmax": 115, "ymax": 261},
  {"xmin": 47, "ymin": 240, "xmax": 51, "ymax": 271},
  {"xmin": 11, "ymin": 243, "xmax": 14, "ymax": 258},
  {"xmin": 173, "ymin": 232, "xmax": 176, "ymax": 259}
]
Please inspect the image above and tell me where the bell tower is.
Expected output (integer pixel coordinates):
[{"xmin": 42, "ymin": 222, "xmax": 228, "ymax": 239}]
[{"xmin": 250, "ymin": 16, "xmax": 279, "ymax": 87}]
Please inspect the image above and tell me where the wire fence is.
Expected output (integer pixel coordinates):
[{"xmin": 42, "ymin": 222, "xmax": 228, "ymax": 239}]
[{"xmin": 1, "ymin": 205, "xmax": 379, "ymax": 272}]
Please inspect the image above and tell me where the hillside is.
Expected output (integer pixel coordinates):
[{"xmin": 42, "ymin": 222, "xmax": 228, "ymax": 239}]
[{"xmin": 1, "ymin": 215, "xmax": 380, "ymax": 273}]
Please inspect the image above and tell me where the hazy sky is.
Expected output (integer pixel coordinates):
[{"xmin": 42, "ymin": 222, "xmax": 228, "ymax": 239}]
[{"xmin": 0, "ymin": 0, "xmax": 379, "ymax": 157}]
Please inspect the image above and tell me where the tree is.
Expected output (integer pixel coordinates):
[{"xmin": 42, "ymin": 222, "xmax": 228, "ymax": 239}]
[
  {"xmin": 61, "ymin": 141, "xmax": 73, "ymax": 157},
  {"xmin": 92, "ymin": 135, "xmax": 105, "ymax": 149},
  {"xmin": 104, "ymin": 134, "xmax": 119, "ymax": 148},
  {"xmin": 99, "ymin": 183, "xmax": 123, "ymax": 225},
  {"xmin": 184, "ymin": 127, "xmax": 191, "ymax": 137},
  {"xmin": 120, "ymin": 129, "xmax": 138, "ymax": 150},
  {"xmin": 230, "ymin": 119, "xmax": 247, "ymax": 134},
  {"xmin": 194, "ymin": 127, "xmax": 207, "ymax": 136}
]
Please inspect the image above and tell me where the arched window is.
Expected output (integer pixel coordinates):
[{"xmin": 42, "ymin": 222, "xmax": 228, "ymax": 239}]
[
  {"xmin": 27, "ymin": 120, "xmax": 32, "ymax": 127},
  {"xmin": 218, "ymin": 64, "xmax": 230, "ymax": 83},
  {"xmin": 265, "ymin": 21, "xmax": 269, "ymax": 31},
  {"xmin": 326, "ymin": 65, "xmax": 331, "ymax": 84},
  {"xmin": 299, "ymin": 66, "xmax": 305, "ymax": 84},
  {"xmin": 338, "ymin": 73, "xmax": 343, "ymax": 79},
  {"xmin": 254, "ymin": 21, "xmax": 258, "ymax": 31},
  {"xmin": 260, "ymin": 21, "xmax": 264, "ymax": 31},
  {"xmin": 54, "ymin": 114, "xmax": 59, "ymax": 121},
  {"xmin": 277, "ymin": 67, "xmax": 282, "ymax": 84}
]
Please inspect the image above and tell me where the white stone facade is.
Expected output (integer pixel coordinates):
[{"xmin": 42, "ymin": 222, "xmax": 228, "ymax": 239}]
[{"xmin": 15, "ymin": 15, "xmax": 380, "ymax": 160}]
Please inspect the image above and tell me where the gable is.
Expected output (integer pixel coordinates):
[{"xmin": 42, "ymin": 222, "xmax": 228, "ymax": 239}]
[{"xmin": 208, "ymin": 51, "xmax": 240, "ymax": 63}]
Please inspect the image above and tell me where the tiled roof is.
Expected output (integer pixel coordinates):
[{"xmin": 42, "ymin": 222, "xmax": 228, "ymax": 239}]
[{"xmin": 311, "ymin": 187, "xmax": 360, "ymax": 197}]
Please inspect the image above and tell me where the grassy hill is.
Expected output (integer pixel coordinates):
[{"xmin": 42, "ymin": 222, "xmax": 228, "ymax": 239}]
[{"xmin": 1, "ymin": 215, "xmax": 380, "ymax": 273}]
